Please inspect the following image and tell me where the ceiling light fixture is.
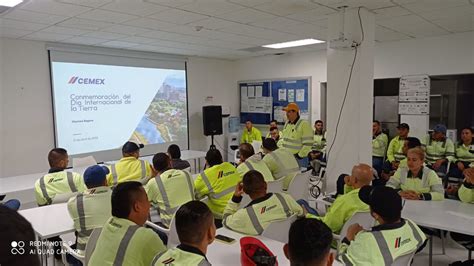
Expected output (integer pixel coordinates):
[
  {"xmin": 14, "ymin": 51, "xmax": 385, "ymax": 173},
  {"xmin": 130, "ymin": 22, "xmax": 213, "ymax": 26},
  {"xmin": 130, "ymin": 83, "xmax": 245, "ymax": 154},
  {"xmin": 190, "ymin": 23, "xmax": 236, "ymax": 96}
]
[
  {"xmin": 262, "ymin": 38, "xmax": 325, "ymax": 49},
  {"xmin": 0, "ymin": 0, "xmax": 23, "ymax": 7}
]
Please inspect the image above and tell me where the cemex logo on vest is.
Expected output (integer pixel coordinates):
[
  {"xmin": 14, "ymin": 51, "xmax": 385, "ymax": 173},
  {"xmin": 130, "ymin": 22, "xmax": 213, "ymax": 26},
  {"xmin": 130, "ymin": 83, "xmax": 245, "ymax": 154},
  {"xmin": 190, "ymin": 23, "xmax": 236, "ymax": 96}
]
[{"xmin": 68, "ymin": 76, "xmax": 105, "ymax": 85}]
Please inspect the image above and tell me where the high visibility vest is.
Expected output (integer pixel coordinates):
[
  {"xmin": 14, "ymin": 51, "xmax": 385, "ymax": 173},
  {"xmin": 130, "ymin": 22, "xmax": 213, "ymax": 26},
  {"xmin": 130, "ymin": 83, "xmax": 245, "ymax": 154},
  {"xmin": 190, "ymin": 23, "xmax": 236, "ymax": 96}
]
[
  {"xmin": 145, "ymin": 169, "xmax": 195, "ymax": 227},
  {"xmin": 194, "ymin": 162, "xmax": 241, "ymax": 219},
  {"xmin": 338, "ymin": 219, "xmax": 426, "ymax": 266},
  {"xmin": 89, "ymin": 217, "xmax": 166, "ymax": 266},
  {"xmin": 34, "ymin": 171, "xmax": 85, "ymax": 206},
  {"xmin": 372, "ymin": 133, "xmax": 388, "ymax": 158},
  {"xmin": 67, "ymin": 186, "xmax": 112, "ymax": 254},
  {"xmin": 458, "ymin": 183, "xmax": 474, "ymax": 203},
  {"xmin": 387, "ymin": 167, "xmax": 444, "ymax": 201},
  {"xmin": 455, "ymin": 143, "xmax": 474, "ymax": 167},
  {"xmin": 422, "ymin": 135, "xmax": 455, "ymax": 164},
  {"xmin": 152, "ymin": 247, "xmax": 211, "ymax": 266},
  {"xmin": 262, "ymin": 149, "xmax": 300, "ymax": 190},
  {"xmin": 241, "ymin": 127, "xmax": 262, "ymax": 144},
  {"xmin": 106, "ymin": 157, "xmax": 152, "ymax": 186},
  {"xmin": 237, "ymin": 157, "xmax": 274, "ymax": 182},
  {"xmin": 223, "ymin": 193, "xmax": 304, "ymax": 235},
  {"xmin": 279, "ymin": 118, "xmax": 313, "ymax": 157},
  {"xmin": 387, "ymin": 136, "xmax": 406, "ymax": 163},
  {"xmin": 312, "ymin": 132, "xmax": 327, "ymax": 152}
]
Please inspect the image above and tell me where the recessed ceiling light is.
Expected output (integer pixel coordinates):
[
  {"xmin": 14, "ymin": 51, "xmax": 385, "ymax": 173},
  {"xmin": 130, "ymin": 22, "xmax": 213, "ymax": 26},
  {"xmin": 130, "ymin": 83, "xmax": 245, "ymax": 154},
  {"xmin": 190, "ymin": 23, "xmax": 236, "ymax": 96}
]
[
  {"xmin": 0, "ymin": 0, "xmax": 23, "ymax": 7},
  {"xmin": 262, "ymin": 38, "xmax": 325, "ymax": 49}
]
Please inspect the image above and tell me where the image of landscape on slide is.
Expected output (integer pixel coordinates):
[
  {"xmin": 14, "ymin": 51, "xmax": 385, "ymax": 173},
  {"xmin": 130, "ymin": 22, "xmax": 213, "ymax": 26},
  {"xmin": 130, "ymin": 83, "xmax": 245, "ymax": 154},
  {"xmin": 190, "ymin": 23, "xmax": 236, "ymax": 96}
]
[{"xmin": 132, "ymin": 73, "xmax": 187, "ymax": 144}]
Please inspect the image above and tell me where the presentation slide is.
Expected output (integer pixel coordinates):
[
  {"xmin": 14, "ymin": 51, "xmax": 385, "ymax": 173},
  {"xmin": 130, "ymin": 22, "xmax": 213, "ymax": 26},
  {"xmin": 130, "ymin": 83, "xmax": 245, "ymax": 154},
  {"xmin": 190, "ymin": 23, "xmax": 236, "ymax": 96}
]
[{"xmin": 51, "ymin": 62, "xmax": 187, "ymax": 155}]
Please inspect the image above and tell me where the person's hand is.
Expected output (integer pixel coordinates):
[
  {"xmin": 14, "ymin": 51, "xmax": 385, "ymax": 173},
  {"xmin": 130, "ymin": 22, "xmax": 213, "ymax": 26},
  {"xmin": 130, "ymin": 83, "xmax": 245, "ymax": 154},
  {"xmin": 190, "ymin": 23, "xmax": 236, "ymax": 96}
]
[
  {"xmin": 463, "ymin": 168, "xmax": 474, "ymax": 184},
  {"xmin": 399, "ymin": 190, "xmax": 419, "ymax": 200},
  {"xmin": 457, "ymin": 162, "xmax": 465, "ymax": 172},
  {"xmin": 391, "ymin": 161, "xmax": 400, "ymax": 170},
  {"xmin": 346, "ymin": 224, "xmax": 364, "ymax": 241},
  {"xmin": 433, "ymin": 159, "xmax": 445, "ymax": 170},
  {"xmin": 446, "ymin": 185, "xmax": 459, "ymax": 195},
  {"xmin": 234, "ymin": 182, "xmax": 244, "ymax": 197}
]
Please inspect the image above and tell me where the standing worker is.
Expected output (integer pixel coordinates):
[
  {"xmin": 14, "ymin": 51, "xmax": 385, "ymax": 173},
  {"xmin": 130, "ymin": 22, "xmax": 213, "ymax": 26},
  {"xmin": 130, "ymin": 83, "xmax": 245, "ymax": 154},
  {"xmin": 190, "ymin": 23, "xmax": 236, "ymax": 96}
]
[
  {"xmin": 372, "ymin": 120, "xmax": 388, "ymax": 176},
  {"xmin": 241, "ymin": 119, "xmax": 262, "ymax": 144}
]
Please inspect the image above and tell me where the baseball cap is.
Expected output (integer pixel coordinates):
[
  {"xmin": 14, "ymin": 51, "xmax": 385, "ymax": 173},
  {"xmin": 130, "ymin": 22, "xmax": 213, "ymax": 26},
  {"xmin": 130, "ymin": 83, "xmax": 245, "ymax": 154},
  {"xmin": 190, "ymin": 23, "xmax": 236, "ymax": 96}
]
[
  {"xmin": 122, "ymin": 141, "xmax": 144, "ymax": 153},
  {"xmin": 283, "ymin": 103, "xmax": 299, "ymax": 113},
  {"xmin": 358, "ymin": 186, "xmax": 402, "ymax": 222},
  {"xmin": 240, "ymin": 236, "xmax": 278, "ymax": 266},
  {"xmin": 83, "ymin": 165, "xmax": 109, "ymax": 187},
  {"xmin": 433, "ymin": 124, "xmax": 447, "ymax": 134},
  {"xmin": 396, "ymin": 123, "xmax": 410, "ymax": 130}
]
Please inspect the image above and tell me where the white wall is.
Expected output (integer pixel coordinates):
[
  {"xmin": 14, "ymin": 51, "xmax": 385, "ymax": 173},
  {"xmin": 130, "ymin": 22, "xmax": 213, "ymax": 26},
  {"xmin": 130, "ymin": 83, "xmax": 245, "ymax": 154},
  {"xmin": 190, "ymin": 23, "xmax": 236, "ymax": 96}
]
[{"xmin": 0, "ymin": 38, "xmax": 237, "ymax": 177}]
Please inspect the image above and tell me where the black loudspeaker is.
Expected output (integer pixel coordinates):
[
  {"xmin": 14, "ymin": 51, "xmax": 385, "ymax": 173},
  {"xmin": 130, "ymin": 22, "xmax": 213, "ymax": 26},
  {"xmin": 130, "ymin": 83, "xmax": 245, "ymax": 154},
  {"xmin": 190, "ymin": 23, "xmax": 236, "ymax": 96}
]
[{"xmin": 203, "ymin": 105, "xmax": 223, "ymax": 136}]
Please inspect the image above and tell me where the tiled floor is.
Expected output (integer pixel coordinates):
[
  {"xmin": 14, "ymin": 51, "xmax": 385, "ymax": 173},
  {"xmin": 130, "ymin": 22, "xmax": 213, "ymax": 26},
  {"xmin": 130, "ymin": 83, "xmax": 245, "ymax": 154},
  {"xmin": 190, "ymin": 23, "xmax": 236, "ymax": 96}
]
[{"xmin": 413, "ymin": 236, "xmax": 471, "ymax": 266}]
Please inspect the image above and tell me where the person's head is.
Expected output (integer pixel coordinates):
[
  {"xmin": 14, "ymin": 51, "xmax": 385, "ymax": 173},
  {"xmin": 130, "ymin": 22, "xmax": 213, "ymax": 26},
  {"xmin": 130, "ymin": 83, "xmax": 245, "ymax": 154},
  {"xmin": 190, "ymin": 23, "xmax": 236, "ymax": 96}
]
[
  {"xmin": 284, "ymin": 218, "xmax": 334, "ymax": 266},
  {"xmin": 47, "ymin": 148, "xmax": 69, "ymax": 169},
  {"xmin": 175, "ymin": 201, "xmax": 215, "ymax": 251},
  {"xmin": 167, "ymin": 144, "xmax": 181, "ymax": 160},
  {"xmin": 359, "ymin": 186, "xmax": 402, "ymax": 224},
  {"xmin": 205, "ymin": 148, "xmax": 223, "ymax": 167},
  {"xmin": 242, "ymin": 170, "xmax": 267, "ymax": 199},
  {"xmin": 111, "ymin": 181, "xmax": 150, "ymax": 226},
  {"xmin": 245, "ymin": 120, "xmax": 253, "ymax": 131},
  {"xmin": 314, "ymin": 120, "xmax": 324, "ymax": 133},
  {"xmin": 239, "ymin": 143, "xmax": 255, "ymax": 162},
  {"xmin": 262, "ymin": 138, "xmax": 278, "ymax": 154},
  {"xmin": 402, "ymin": 137, "xmax": 422, "ymax": 155},
  {"xmin": 83, "ymin": 165, "xmax": 109, "ymax": 189},
  {"xmin": 373, "ymin": 120, "xmax": 381, "ymax": 135},
  {"xmin": 269, "ymin": 127, "xmax": 280, "ymax": 140},
  {"xmin": 346, "ymin": 163, "xmax": 373, "ymax": 189},
  {"xmin": 432, "ymin": 124, "xmax": 447, "ymax": 141},
  {"xmin": 396, "ymin": 123, "xmax": 410, "ymax": 138},
  {"xmin": 122, "ymin": 141, "xmax": 143, "ymax": 158},
  {"xmin": 406, "ymin": 147, "xmax": 425, "ymax": 172},
  {"xmin": 270, "ymin": 119, "xmax": 278, "ymax": 128},
  {"xmin": 460, "ymin": 127, "xmax": 473, "ymax": 145},
  {"xmin": 153, "ymin": 152, "xmax": 171, "ymax": 173},
  {"xmin": 284, "ymin": 103, "xmax": 300, "ymax": 122}
]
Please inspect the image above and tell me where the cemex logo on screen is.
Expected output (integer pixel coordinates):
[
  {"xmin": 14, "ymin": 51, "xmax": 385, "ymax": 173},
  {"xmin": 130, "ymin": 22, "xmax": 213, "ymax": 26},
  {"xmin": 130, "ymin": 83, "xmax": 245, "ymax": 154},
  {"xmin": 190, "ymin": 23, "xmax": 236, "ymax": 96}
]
[{"xmin": 68, "ymin": 76, "xmax": 105, "ymax": 85}]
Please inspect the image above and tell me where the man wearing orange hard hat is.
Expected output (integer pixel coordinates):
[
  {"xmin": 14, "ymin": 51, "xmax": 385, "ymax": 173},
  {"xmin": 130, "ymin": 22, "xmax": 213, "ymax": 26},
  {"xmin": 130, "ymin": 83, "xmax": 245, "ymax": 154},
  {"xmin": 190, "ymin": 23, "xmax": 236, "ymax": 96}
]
[{"xmin": 280, "ymin": 103, "xmax": 313, "ymax": 168}]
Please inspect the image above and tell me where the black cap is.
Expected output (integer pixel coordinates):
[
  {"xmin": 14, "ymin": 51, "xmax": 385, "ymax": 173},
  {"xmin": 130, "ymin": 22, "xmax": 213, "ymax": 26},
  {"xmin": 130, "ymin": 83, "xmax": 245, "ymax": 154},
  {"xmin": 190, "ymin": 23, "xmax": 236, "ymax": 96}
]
[
  {"xmin": 122, "ymin": 141, "xmax": 144, "ymax": 154},
  {"xmin": 396, "ymin": 123, "xmax": 410, "ymax": 130},
  {"xmin": 262, "ymin": 138, "xmax": 278, "ymax": 151},
  {"xmin": 359, "ymin": 186, "xmax": 402, "ymax": 222}
]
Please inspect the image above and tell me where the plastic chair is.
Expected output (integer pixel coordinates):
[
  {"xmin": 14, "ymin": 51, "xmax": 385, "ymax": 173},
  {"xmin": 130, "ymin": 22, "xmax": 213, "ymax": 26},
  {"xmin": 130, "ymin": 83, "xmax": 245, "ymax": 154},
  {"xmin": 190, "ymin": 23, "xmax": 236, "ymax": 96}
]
[
  {"xmin": 262, "ymin": 214, "xmax": 297, "ymax": 243},
  {"xmin": 72, "ymin": 156, "xmax": 97, "ymax": 168},
  {"xmin": 267, "ymin": 178, "xmax": 284, "ymax": 193},
  {"xmin": 287, "ymin": 171, "xmax": 311, "ymax": 201},
  {"xmin": 85, "ymin": 227, "xmax": 102, "ymax": 266},
  {"xmin": 61, "ymin": 242, "xmax": 84, "ymax": 266},
  {"xmin": 145, "ymin": 215, "xmax": 179, "ymax": 248},
  {"xmin": 334, "ymin": 211, "xmax": 375, "ymax": 246},
  {"xmin": 392, "ymin": 252, "xmax": 415, "ymax": 266}
]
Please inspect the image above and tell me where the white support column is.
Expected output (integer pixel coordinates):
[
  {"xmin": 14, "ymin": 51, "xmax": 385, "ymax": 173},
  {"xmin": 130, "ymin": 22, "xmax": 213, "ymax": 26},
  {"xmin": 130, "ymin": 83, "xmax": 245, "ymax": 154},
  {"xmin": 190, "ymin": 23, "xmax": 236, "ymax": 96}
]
[{"xmin": 325, "ymin": 8, "xmax": 375, "ymax": 192}]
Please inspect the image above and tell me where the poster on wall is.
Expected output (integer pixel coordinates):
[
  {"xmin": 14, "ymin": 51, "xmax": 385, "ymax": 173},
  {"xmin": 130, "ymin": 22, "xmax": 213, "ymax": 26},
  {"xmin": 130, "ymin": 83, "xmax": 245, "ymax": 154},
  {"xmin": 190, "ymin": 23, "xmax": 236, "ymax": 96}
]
[{"xmin": 398, "ymin": 75, "xmax": 430, "ymax": 115}]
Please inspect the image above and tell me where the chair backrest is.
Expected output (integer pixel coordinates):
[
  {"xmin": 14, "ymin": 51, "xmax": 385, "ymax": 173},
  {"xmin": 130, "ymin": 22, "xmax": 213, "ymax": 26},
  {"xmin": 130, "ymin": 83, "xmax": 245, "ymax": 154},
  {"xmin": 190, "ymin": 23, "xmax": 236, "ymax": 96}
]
[
  {"xmin": 338, "ymin": 211, "xmax": 375, "ymax": 242},
  {"xmin": 251, "ymin": 141, "xmax": 262, "ymax": 154},
  {"xmin": 287, "ymin": 171, "xmax": 311, "ymax": 200},
  {"xmin": 391, "ymin": 252, "xmax": 415, "ymax": 266},
  {"xmin": 267, "ymin": 178, "xmax": 284, "ymax": 193},
  {"xmin": 262, "ymin": 214, "xmax": 297, "ymax": 243},
  {"xmin": 85, "ymin": 227, "xmax": 102, "ymax": 266},
  {"xmin": 72, "ymin": 156, "xmax": 97, "ymax": 168},
  {"xmin": 167, "ymin": 215, "xmax": 180, "ymax": 248},
  {"xmin": 52, "ymin": 192, "xmax": 77, "ymax": 204}
]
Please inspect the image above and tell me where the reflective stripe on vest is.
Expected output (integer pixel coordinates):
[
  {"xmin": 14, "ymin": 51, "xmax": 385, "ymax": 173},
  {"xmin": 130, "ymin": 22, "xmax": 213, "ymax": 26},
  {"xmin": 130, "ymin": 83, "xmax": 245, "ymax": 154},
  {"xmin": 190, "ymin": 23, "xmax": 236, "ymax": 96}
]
[
  {"xmin": 111, "ymin": 164, "xmax": 118, "ymax": 186},
  {"xmin": 39, "ymin": 176, "xmax": 52, "ymax": 205},
  {"xmin": 406, "ymin": 220, "xmax": 424, "ymax": 250},
  {"xmin": 244, "ymin": 161, "xmax": 255, "ymax": 171},
  {"xmin": 200, "ymin": 171, "xmax": 234, "ymax": 200},
  {"xmin": 274, "ymin": 193, "xmax": 291, "ymax": 218},
  {"xmin": 371, "ymin": 230, "xmax": 393, "ymax": 265},
  {"xmin": 67, "ymin": 172, "xmax": 78, "ymax": 192},
  {"xmin": 154, "ymin": 171, "xmax": 194, "ymax": 219},
  {"xmin": 76, "ymin": 194, "xmax": 88, "ymax": 235},
  {"xmin": 246, "ymin": 205, "xmax": 264, "ymax": 234},
  {"xmin": 113, "ymin": 225, "xmax": 140, "ymax": 266},
  {"xmin": 269, "ymin": 152, "xmax": 299, "ymax": 179}
]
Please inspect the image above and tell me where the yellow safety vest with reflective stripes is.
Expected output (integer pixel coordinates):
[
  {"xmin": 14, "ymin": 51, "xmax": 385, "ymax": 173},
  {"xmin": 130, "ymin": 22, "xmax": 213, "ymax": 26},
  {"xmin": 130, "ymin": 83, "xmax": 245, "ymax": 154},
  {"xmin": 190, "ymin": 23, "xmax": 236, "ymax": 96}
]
[
  {"xmin": 34, "ymin": 170, "xmax": 85, "ymax": 206},
  {"xmin": 67, "ymin": 186, "xmax": 112, "ymax": 254},
  {"xmin": 145, "ymin": 169, "xmax": 195, "ymax": 228},
  {"xmin": 237, "ymin": 156, "xmax": 274, "ymax": 182},
  {"xmin": 106, "ymin": 157, "xmax": 153, "ymax": 186},
  {"xmin": 241, "ymin": 127, "xmax": 262, "ymax": 144},
  {"xmin": 313, "ymin": 132, "xmax": 327, "ymax": 153},
  {"xmin": 373, "ymin": 133, "xmax": 388, "ymax": 158},
  {"xmin": 387, "ymin": 136, "xmax": 406, "ymax": 163},
  {"xmin": 455, "ymin": 143, "xmax": 474, "ymax": 168},
  {"xmin": 262, "ymin": 149, "xmax": 300, "ymax": 190},
  {"xmin": 279, "ymin": 118, "xmax": 313, "ymax": 158},
  {"xmin": 194, "ymin": 162, "xmax": 241, "ymax": 219},
  {"xmin": 458, "ymin": 183, "xmax": 474, "ymax": 203},
  {"xmin": 89, "ymin": 217, "xmax": 166, "ymax": 266},
  {"xmin": 387, "ymin": 167, "xmax": 444, "ymax": 201},
  {"xmin": 223, "ymin": 193, "xmax": 304, "ymax": 235},
  {"xmin": 338, "ymin": 219, "xmax": 426, "ymax": 266},
  {"xmin": 152, "ymin": 246, "xmax": 211, "ymax": 266},
  {"xmin": 421, "ymin": 135, "xmax": 455, "ymax": 164}
]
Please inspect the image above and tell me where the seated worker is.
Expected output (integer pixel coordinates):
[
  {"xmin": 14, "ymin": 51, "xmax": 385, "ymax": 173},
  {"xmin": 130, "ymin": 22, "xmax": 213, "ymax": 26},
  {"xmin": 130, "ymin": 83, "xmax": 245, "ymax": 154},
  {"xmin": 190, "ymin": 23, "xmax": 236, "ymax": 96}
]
[
  {"xmin": 313, "ymin": 164, "xmax": 372, "ymax": 234},
  {"xmin": 310, "ymin": 120, "xmax": 327, "ymax": 158},
  {"xmin": 241, "ymin": 119, "xmax": 262, "ymax": 144},
  {"xmin": 382, "ymin": 123, "xmax": 410, "ymax": 179},
  {"xmin": 387, "ymin": 147, "xmax": 444, "ymax": 201},
  {"xmin": 262, "ymin": 138, "xmax": 300, "ymax": 190},
  {"xmin": 194, "ymin": 148, "xmax": 241, "ymax": 227},
  {"xmin": 152, "ymin": 201, "xmax": 215, "ymax": 266},
  {"xmin": 89, "ymin": 182, "xmax": 166, "ymax": 266},
  {"xmin": 265, "ymin": 119, "xmax": 280, "ymax": 140},
  {"xmin": 167, "ymin": 144, "xmax": 191, "ymax": 170},
  {"xmin": 372, "ymin": 120, "xmax": 388, "ymax": 176},
  {"xmin": 338, "ymin": 186, "xmax": 426, "ymax": 265},
  {"xmin": 145, "ymin": 153, "xmax": 194, "ymax": 228},
  {"xmin": 106, "ymin": 141, "xmax": 154, "ymax": 186},
  {"xmin": 421, "ymin": 124, "xmax": 455, "ymax": 176},
  {"xmin": 236, "ymin": 143, "xmax": 274, "ymax": 182},
  {"xmin": 448, "ymin": 127, "xmax": 474, "ymax": 180},
  {"xmin": 67, "ymin": 165, "xmax": 112, "ymax": 260},
  {"xmin": 284, "ymin": 218, "xmax": 334, "ymax": 266},
  {"xmin": 222, "ymin": 170, "xmax": 304, "ymax": 235}
]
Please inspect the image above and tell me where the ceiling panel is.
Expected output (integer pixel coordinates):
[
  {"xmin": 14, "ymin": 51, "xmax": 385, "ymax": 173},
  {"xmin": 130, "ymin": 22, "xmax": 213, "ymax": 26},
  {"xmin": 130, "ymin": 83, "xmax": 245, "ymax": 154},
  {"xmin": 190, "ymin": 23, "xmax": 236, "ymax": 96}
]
[
  {"xmin": 0, "ymin": 18, "xmax": 49, "ymax": 31},
  {"xmin": 76, "ymin": 9, "xmax": 138, "ymax": 23},
  {"xmin": 375, "ymin": 25, "xmax": 412, "ymax": 41},
  {"xmin": 41, "ymin": 25, "xmax": 91, "ymax": 35},
  {"xmin": 187, "ymin": 17, "xmax": 244, "ymax": 30},
  {"xmin": 144, "ymin": 0, "xmax": 196, "ymax": 8},
  {"xmin": 100, "ymin": 40, "xmax": 140, "ymax": 48},
  {"xmin": 401, "ymin": 0, "xmax": 469, "ymax": 13},
  {"xmin": 56, "ymin": 0, "xmax": 113, "ymax": 8},
  {"xmin": 0, "ymin": 27, "xmax": 33, "ymax": 38},
  {"xmin": 416, "ymin": 5, "xmax": 474, "ymax": 21},
  {"xmin": 22, "ymin": 31, "xmax": 75, "ymax": 42},
  {"xmin": 20, "ymin": 0, "xmax": 92, "ymax": 16},
  {"xmin": 101, "ymin": 24, "xmax": 153, "ymax": 35},
  {"xmin": 372, "ymin": 6, "xmax": 411, "ymax": 20},
  {"xmin": 227, "ymin": 0, "xmax": 274, "ymax": 7},
  {"xmin": 286, "ymin": 7, "xmax": 336, "ymax": 23},
  {"xmin": 215, "ymin": 8, "xmax": 276, "ymax": 24},
  {"xmin": 56, "ymin": 18, "xmax": 114, "ymax": 31},
  {"xmin": 61, "ymin": 36, "xmax": 108, "ymax": 45},
  {"xmin": 3, "ymin": 9, "xmax": 68, "ymax": 24},
  {"xmin": 81, "ymin": 31, "xmax": 129, "ymax": 40},
  {"xmin": 99, "ymin": 1, "xmax": 170, "ymax": 16},
  {"xmin": 122, "ymin": 17, "xmax": 178, "ymax": 30},
  {"xmin": 117, "ymin": 36, "xmax": 159, "ymax": 44},
  {"xmin": 377, "ymin": 14, "xmax": 450, "ymax": 37},
  {"xmin": 430, "ymin": 16, "xmax": 474, "ymax": 33},
  {"xmin": 178, "ymin": 0, "xmax": 246, "ymax": 16},
  {"xmin": 219, "ymin": 23, "xmax": 300, "ymax": 41},
  {"xmin": 253, "ymin": 1, "xmax": 321, "ymax": 16},
  {"xmin": 250, "ymin": 17, "xmax": 306, "ymax": 33},
  {"xmin": 147, "ymin": 9, "xmax": 209, "ymax": 25}
]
